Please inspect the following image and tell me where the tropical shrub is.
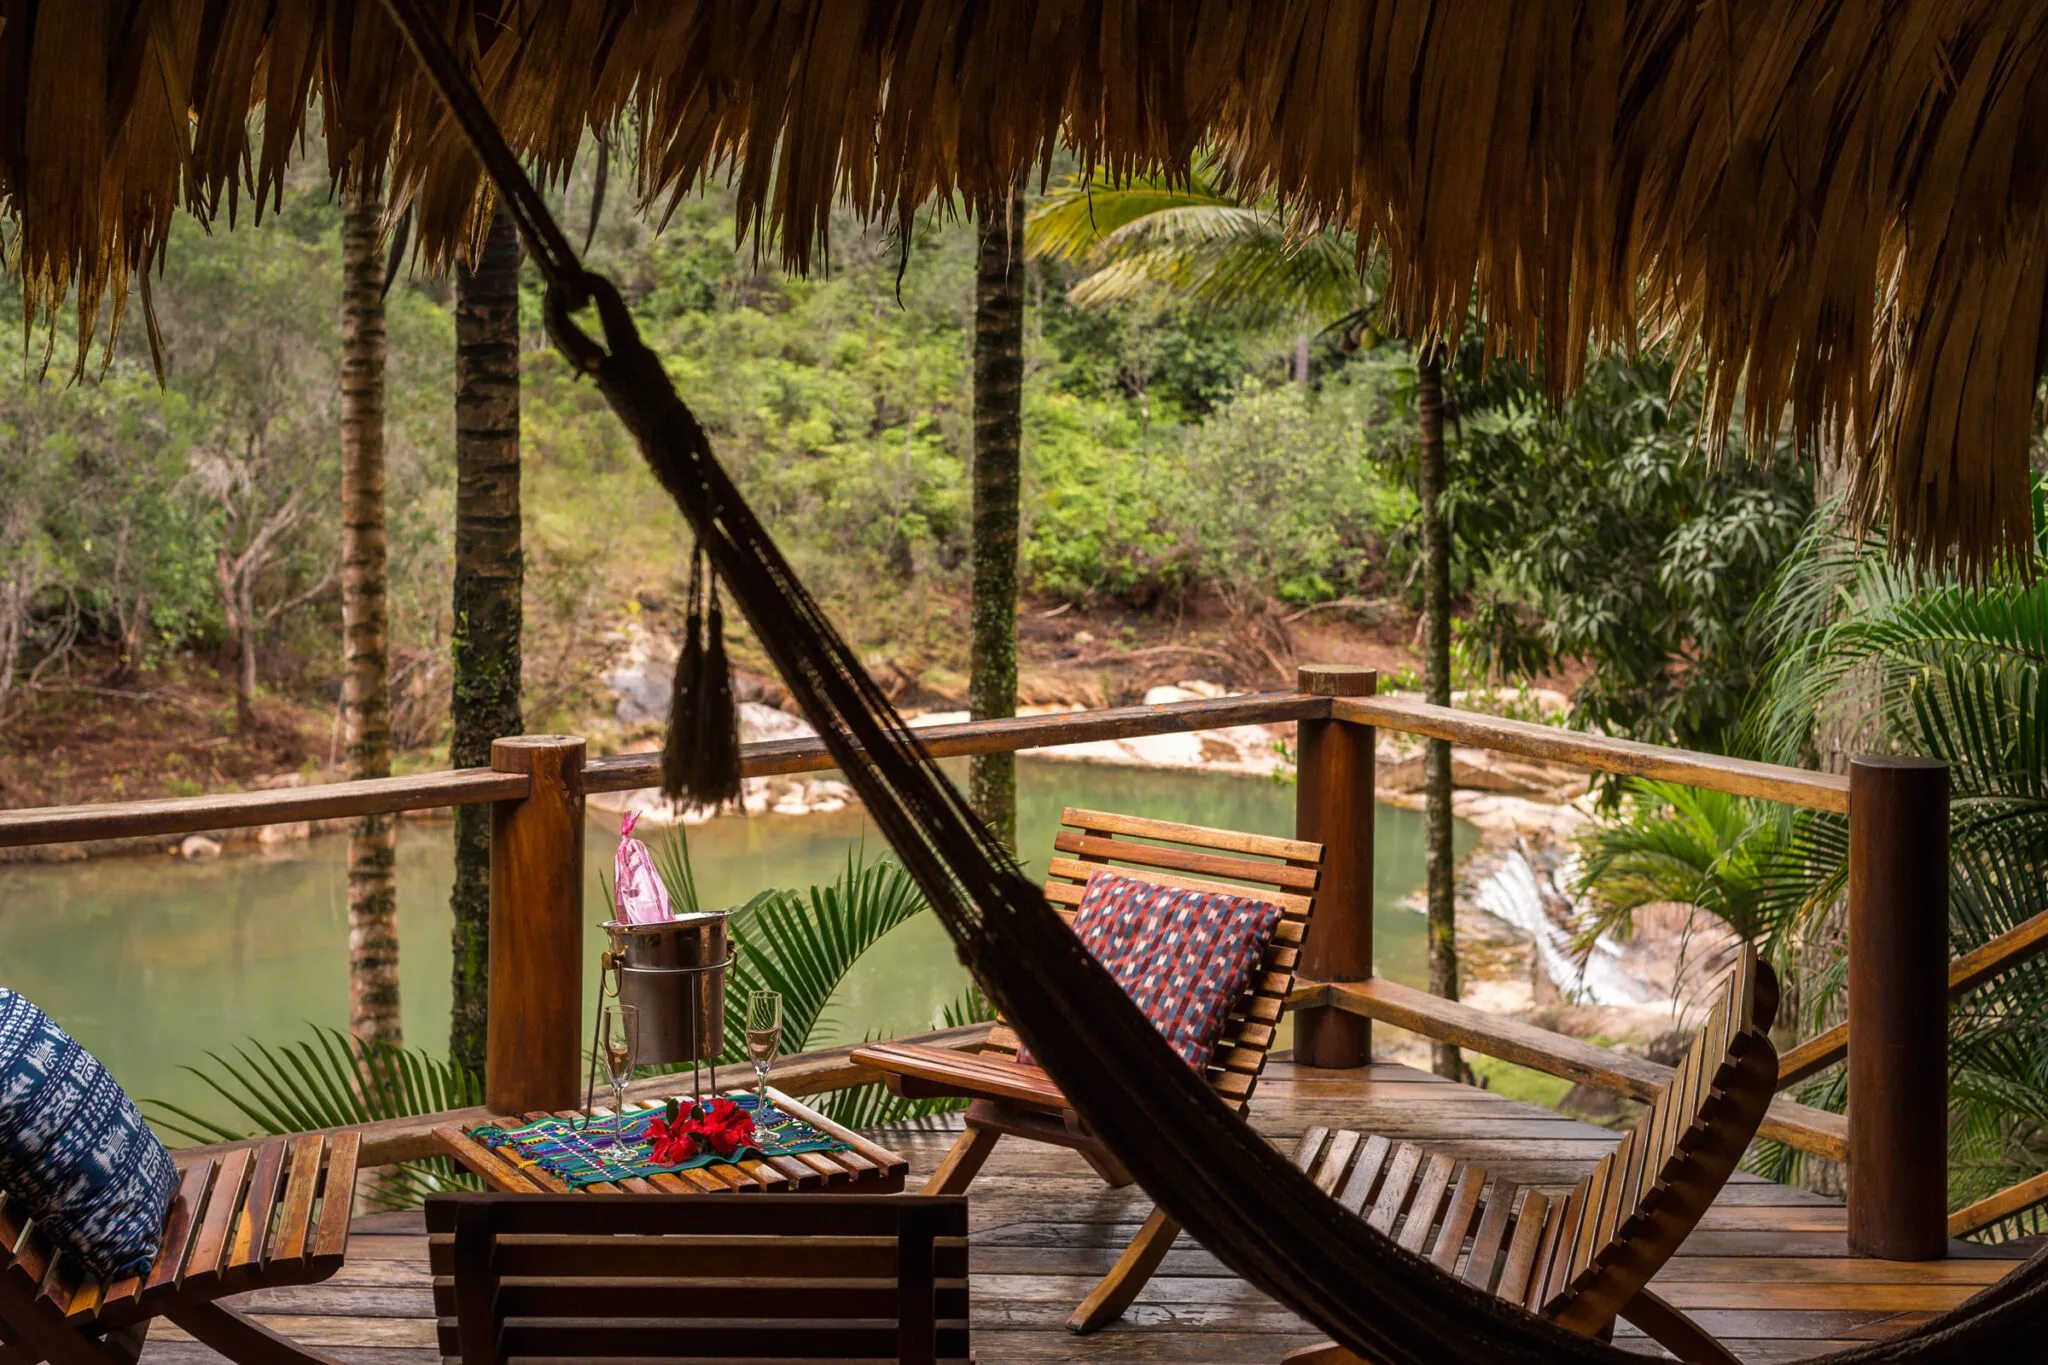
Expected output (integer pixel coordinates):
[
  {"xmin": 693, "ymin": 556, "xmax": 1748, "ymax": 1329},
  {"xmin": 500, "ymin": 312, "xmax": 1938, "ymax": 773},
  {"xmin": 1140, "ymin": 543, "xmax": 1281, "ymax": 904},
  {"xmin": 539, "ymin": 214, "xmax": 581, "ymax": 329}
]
[
  {"xmin": 1573, "ymin": 506, "xmax": 2048, "ymax": 1239},
  {"xmin": 1445, "ymin": 353, "xmax": 1813, "ymax": 753}
]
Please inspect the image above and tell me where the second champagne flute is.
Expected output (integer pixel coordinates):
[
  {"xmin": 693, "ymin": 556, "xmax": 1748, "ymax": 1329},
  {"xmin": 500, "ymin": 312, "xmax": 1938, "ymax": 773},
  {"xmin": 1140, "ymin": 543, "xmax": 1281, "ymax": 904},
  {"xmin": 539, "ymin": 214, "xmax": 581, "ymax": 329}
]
[
  {"xmin": 745, "ymin": 990, "xmax": 782, "ymax": 1114},
  {"xmin": 601, "ymin": 1004, "xmax": 639, "ymax": 1142}
]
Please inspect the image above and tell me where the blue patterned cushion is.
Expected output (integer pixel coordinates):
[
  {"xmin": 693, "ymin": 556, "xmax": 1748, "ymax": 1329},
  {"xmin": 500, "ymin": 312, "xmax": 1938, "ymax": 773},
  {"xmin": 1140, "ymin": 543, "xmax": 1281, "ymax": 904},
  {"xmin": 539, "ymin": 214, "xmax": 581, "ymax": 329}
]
[{"xmin": 0, "ymin": 989, "xmax": 177, "ymax": 1279}]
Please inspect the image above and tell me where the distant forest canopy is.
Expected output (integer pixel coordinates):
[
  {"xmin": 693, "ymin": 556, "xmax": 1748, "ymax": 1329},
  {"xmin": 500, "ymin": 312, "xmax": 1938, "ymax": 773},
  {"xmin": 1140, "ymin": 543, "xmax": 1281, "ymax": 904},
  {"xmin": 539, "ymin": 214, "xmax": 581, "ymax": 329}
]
[{"xmin": 0, "ymin": 143, "xmax": 1809, "ymax": 757}]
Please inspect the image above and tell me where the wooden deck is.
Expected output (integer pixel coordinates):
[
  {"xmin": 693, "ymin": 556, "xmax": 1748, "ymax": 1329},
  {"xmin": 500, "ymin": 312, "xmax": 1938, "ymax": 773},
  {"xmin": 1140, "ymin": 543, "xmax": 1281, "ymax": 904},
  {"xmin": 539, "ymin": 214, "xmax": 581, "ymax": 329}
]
[{"xmin": 138, "ymin": 1059, "xmax": 2025, "ymax": 1364}]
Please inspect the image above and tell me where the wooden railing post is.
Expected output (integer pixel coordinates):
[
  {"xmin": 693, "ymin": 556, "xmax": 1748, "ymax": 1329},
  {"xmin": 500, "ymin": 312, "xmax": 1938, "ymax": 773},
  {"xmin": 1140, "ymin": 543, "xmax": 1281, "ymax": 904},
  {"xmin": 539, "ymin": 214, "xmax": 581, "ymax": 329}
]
[
  {"xmin": 486, "ymin": 735, "xmax": 587, "ymax": 1115},
  {"xmin": 1294, "ymin": 664, "xmax": 1378, "ymax": 1067},
  {"xmin": 1848, "ymin": 755, "xmax": 1950, "ymax": 1260}
]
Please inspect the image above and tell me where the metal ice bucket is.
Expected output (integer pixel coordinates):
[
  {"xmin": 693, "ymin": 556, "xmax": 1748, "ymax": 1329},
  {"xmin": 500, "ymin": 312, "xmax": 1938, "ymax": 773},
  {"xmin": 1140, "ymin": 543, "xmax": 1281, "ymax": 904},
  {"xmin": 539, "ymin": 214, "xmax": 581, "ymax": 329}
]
[{"xmin": 602, "ymin": 912, "xmax": 733, "ymax": 1065}]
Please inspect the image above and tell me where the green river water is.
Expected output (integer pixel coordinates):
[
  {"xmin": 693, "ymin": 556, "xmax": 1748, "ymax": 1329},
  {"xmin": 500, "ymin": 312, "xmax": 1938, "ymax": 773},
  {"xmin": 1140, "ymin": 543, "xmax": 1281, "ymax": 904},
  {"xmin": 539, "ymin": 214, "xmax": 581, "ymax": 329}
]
[{"xmin": 0, "ymin": 758, "xmax": 1471, "ymax": 1117}]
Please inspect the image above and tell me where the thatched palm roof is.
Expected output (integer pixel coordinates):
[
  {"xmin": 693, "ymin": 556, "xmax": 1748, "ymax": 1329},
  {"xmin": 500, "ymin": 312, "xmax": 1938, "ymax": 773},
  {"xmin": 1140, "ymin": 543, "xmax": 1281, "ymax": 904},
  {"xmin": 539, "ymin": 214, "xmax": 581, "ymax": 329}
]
[{"xmin": 8, "ymin": 1, "xmax": 2046, "ymax": 569}]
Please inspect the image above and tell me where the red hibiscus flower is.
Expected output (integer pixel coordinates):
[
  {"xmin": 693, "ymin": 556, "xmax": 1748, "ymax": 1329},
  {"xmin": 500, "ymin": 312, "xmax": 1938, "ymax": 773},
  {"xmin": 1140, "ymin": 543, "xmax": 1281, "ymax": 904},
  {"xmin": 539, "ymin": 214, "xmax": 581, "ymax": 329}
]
[{"xmin": 645, "ymin": 1098, "xmax": 756, "ymax": 1164}]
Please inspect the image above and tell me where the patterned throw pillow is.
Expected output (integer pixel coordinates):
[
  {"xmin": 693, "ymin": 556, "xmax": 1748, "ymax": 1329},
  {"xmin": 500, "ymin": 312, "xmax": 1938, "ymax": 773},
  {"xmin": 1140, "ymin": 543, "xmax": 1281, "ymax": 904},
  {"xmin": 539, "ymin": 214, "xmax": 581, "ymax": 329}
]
[
  {"xmin": 1019, "ymin": 870, "xmax": 1285, "ymax": 1073},
  {"xmin": 0, "ymin": 989, "xmax": 177, "ymax": 1280}
]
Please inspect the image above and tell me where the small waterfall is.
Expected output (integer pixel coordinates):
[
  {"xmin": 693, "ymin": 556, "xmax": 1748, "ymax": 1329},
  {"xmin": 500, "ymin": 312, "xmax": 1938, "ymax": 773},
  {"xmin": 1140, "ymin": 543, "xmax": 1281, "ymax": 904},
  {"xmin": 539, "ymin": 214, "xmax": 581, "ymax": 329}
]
[{"xmin": 1472, "ymin": 848, "xmax": 1656, "ymax": 1006}]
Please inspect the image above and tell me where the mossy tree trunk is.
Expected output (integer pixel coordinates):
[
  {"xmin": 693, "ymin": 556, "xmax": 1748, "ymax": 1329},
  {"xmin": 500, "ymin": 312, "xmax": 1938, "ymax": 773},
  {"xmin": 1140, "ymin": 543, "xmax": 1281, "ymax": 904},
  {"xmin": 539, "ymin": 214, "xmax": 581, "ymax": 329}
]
[
  {"xmin": 969, "ymin": 190, "xmax": 1024, "ymax": 849},
  {"xmin": 448, "ymin": 206, "xmax": 524, "ymax": 1081},
  {"xmin": 341, "ymin": 179, "xmax": 400, "ymax": 1045},
  {"xmin": 1417, "ymin": 344, "xmax": 1461, "ymax": 1081}
]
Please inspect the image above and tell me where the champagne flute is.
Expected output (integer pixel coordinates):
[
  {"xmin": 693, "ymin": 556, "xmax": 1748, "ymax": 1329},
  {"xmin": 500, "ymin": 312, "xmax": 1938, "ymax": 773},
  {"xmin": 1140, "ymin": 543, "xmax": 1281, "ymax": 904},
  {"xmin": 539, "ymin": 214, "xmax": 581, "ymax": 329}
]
[
  {"xmin": 745, "ymin": 990, "xmax": 782, "ymax": 1114},
  {"xmin": 601, "ymin": 1004, "xmax": 639, "ymax": 1143}
]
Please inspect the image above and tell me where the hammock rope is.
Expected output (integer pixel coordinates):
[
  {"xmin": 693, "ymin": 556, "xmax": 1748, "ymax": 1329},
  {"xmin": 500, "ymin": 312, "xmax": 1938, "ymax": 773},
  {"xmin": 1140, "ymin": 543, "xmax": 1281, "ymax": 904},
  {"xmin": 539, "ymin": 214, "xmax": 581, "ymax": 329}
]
[{"xmin": 376, "ymin": 3, "xmax": 2048, "ymax": 1358}]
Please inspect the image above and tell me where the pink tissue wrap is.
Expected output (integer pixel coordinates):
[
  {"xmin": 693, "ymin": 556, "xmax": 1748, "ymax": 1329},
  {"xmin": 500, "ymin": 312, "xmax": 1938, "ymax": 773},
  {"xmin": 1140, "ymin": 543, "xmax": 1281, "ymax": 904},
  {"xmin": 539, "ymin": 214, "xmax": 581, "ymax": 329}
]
[{"xmin": 613, "ymin": 811, "xmax": 675, "ymax": 924}]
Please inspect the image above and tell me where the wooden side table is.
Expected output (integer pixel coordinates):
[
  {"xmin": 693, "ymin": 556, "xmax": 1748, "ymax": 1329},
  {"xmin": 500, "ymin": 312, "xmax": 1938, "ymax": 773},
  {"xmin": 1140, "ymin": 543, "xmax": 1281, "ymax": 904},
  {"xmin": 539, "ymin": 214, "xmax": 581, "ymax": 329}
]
[{"xmin": 434, "ymin": 1087, "xmax": 909, "ymax": 1194}]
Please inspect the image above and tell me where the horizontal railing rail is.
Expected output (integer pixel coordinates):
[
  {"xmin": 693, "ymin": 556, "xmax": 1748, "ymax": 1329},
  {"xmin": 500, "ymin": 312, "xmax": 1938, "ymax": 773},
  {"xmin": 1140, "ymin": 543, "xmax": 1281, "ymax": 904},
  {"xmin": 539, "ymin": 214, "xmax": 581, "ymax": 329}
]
[
  {"xmin": 0, "ymin": 691, "xmax": 1328, "ymax": 847},
  {"xmin": 1333, "ymin": 695, "xmax": 1851, "ymax": 813}
]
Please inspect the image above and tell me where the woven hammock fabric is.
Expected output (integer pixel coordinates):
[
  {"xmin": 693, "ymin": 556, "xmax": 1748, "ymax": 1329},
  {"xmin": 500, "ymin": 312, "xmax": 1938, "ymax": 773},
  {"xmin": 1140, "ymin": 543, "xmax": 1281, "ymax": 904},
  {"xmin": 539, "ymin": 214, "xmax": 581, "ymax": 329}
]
[{"xmin": 375, "ymin": 3, "xmax": 2048, "ymax": 1358}]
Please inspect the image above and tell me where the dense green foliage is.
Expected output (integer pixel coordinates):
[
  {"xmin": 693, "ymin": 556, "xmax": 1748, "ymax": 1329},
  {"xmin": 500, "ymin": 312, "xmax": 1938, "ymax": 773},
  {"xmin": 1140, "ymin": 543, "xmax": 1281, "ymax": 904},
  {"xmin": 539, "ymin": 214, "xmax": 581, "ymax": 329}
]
[
  {"xmin": 2, "ymin": 159, "xmax": 1419, "ymax": 726},
  {"xmin": 1024, "ymin": 166, "xmax": 1814, "ymax": 750},
  {"xmin": 5, "ymin": 146, "xmax": 1808, "ymax": 756},
  {"xmin": 1441, "ymin": 352, "xmax": 1813, "ymax": 753},
  {"xmin": 0, "ymin": 177, "xmax": 453, "ymax": 727},
  {"xmin": 1574, "ymin": 511, "xmax": 2048, "ymax": 1238}
]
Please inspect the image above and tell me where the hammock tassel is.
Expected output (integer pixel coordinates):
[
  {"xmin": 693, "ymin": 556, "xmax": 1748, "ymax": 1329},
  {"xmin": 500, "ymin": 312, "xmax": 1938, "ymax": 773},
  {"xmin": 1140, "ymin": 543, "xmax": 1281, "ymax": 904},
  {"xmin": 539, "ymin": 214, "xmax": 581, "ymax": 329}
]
[{"xmin": 662, "ymin": 548, "xmax": 743, "ymax": 807}]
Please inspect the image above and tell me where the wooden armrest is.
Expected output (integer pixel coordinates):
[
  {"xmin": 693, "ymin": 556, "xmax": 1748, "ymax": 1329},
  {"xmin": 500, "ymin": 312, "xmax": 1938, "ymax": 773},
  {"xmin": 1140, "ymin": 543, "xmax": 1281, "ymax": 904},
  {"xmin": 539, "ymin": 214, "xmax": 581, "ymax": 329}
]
[{"xmin": 852, "ymin": 1042, "xmax": 1068, "ymax": 1112}]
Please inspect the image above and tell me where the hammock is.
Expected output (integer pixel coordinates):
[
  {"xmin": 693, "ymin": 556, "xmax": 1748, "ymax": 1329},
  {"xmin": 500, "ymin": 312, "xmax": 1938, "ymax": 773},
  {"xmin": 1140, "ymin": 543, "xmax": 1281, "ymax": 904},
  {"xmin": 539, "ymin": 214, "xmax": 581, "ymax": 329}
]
[{"xmin": 378, "ymin": 5, "xmax": 2048, "ymax": 1359}]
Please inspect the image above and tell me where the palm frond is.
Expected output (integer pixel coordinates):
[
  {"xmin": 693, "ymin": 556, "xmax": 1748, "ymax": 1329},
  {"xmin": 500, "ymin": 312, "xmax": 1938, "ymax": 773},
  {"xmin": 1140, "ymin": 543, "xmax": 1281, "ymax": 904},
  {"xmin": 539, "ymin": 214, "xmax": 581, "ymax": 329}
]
[
  {"xmin": 652, "ymin": 822, "xmax": 707, "ymax": 918},
  {"xmin": 1570, "ymin": 780, "xmax": 1830, "ymax": 962},
  {"xmin": 1022, "ymin": 168, "xmax": 1245, "ymax": 261},
  {"xmin": 1026, "ymin": 170, "xmax": 1369, "ymax": 330},
  {"xmin": 719, "ymin": 848, "xmax": 934, "ymax": 1061},
  {"xmin": 142, "ymin": 1025, "xmax": 484, "ymax": 1211}
]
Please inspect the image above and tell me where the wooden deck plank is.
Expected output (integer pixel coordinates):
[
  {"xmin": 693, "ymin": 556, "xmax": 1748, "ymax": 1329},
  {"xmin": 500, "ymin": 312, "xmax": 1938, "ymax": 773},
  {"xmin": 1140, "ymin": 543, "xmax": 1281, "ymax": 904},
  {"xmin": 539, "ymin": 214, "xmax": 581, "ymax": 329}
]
[{"xmin": 138, "ymin": 1057, "xmax": 2026, "ymax": 1365}]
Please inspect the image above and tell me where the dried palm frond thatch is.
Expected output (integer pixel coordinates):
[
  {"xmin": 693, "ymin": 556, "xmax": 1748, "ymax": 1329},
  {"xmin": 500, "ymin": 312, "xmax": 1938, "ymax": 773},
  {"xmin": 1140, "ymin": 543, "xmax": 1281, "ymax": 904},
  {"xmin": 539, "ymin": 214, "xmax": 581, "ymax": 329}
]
[{"xmin": 4, "ymin": 1, "xmax": 2045, "ymax": 571}]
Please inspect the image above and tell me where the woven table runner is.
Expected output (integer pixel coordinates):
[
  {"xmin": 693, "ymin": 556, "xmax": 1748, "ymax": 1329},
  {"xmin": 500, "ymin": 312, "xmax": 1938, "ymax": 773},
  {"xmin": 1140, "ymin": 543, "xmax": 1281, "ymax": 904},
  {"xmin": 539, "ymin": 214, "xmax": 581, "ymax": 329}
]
[{"xmin": 468, "ymin": 1093, "xmax": 848, "ymax": 1189}]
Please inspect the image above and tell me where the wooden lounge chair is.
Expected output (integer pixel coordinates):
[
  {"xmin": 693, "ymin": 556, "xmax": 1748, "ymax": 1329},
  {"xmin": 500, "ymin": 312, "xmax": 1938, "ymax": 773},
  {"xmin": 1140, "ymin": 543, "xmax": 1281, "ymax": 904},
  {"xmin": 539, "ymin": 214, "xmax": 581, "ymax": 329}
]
[
  {"xmin": 426, "ymin": 1191, "xmax": 970, "ymax": 1364},
  {"xmin": 853, "ymin": 807, "xmax": 1321, "ymax": 1333},
  {"xmin": 1284, "ymin": 946, "xmax": 1780, "ymax": 1365},
  {"xmin": 0, "ymin": 1132, "xmax": 361, "ymax": 1365}
]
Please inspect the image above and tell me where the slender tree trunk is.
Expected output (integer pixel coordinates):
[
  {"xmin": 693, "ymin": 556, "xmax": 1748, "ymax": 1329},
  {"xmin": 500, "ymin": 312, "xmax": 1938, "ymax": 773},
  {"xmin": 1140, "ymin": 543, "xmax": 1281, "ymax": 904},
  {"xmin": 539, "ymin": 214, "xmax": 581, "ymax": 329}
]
[
  {"xmin": 449, "ymin": 206, "xmax": 524, "ymax": 1081},
  {"xmin": 1417, "ymin": 345, "xmax": 1461, "ymax": 1080},
  {"xmin": 968, "ymin": 190, "xmax": 1024, "ymax": 849},
  {"xmin": 1294, "ymin": 331, "xmax": 1311, "ymax": 388},
  {"xmin": 340, "ymin": 180, "xmax": 400, "ymax": 1046},
  {"xmin": 233, "ymin": 573, "xmax": 258, "ymax": 730}
]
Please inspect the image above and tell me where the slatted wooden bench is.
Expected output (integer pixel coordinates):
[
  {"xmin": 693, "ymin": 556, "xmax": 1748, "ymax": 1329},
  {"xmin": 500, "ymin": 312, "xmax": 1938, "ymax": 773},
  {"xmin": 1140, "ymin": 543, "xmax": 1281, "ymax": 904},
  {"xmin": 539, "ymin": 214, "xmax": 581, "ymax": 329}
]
[
  {"xmin": 1284, "ymin": 947, "xmax": 1779, "ymax": 1365},
  {"xmin": 427, "ymin": 1191, "xmax": 970, "ymax": 1364},
  {"xmin": 853, "ymin": 806, "xmax": 1321, "ymax": 1333},
  {"xmin": 0, "ymin": 1132, "xmax": 360, "ymax": 1365},
  {"xmin": 432, "ymin": 1088, "xmax": 909, "ymax": 1194}
]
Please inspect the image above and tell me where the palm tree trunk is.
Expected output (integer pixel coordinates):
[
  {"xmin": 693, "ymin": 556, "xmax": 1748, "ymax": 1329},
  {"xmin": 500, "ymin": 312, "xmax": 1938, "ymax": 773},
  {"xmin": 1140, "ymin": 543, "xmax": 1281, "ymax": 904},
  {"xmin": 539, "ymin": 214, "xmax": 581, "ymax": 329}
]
[
  {"xmin": 449, "ymin": 206, "xmax": 524, "ymax": 1081},
  {"xmin": 1417, "ymin": 345, "xmax": 1460, "ymax": 1081},
  {"xmin": 341, "ymin": 180, "xmax": 400, "ymax": 1046},
  {"xmin": 968, "ymin": 190, "xmax": 1024, "ymax": 849}
]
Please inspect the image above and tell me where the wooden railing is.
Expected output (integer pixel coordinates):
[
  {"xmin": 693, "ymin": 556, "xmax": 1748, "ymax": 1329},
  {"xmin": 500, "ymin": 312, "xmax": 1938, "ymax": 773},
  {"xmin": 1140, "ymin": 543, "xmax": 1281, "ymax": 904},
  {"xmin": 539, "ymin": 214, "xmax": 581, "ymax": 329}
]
[{"xmin": 7, "ymin": 666, "xmax": 2041, "ymax": 1248}]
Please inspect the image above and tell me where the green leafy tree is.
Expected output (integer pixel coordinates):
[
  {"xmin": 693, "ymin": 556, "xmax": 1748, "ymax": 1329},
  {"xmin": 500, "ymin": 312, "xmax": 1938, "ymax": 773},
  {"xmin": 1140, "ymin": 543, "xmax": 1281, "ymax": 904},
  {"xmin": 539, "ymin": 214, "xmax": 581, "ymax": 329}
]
[{"xmin": 1449, "ymin": 353, "xmax": 1813, "ymax": 754}]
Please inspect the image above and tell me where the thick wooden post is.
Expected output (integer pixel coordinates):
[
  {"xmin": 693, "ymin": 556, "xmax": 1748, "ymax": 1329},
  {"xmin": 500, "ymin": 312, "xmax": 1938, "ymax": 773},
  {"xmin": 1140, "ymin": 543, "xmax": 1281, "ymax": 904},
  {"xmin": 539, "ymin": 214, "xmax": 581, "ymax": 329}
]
[
  {"xmin": 1294, "ymin": 664, "xmax": 1378, "ymax": 1067},
  {"xmin": 1847, "ymin": 755, "xmax": 1949, "ymax": 1261},
  {"xmin": 486, "ymin": 735, "xmax": 586, "ymax": 1115}
]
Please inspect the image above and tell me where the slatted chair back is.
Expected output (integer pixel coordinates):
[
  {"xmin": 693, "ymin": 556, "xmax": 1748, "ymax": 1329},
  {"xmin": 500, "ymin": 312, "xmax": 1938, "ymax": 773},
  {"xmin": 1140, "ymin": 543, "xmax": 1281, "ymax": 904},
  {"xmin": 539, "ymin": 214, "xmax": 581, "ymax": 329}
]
[
  {"xmin": 977, "ymin": 807, "xmax": 1322, "ymax": 1110},
  {"xmin": 0, "ymin": 1133, "xmax": 359, "ymax": 1365},
  {"xmin": 1287, "ymin": 948, "xmax": 1776, "ymax": 1365},
  {"xmin": 426, "ymin": 1192, "xmax": 970, "ymax": 1365},
  {"xmin": 1524, "ymin": 945, "xmax": 1779, "ymax": 1332}
]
